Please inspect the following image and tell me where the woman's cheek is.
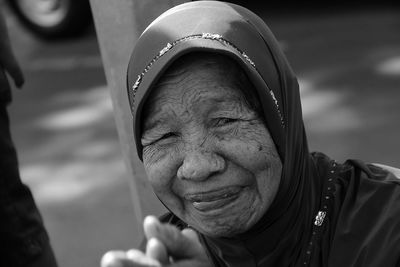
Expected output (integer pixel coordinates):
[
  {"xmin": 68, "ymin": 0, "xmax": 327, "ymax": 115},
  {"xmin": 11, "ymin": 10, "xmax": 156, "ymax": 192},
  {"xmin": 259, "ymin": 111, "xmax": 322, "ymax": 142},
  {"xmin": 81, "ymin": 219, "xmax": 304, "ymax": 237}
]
[
  {"xmin": 143, "ymin": 145, "xmax": 180, "ymax": 189},
  {"xmin": 145, "ymin": 162, "xmax": 171, "ymax": 190},
  {"xmin": 144, "ymin": 154, "xmax": 186, "ymax": 214},
  {"xmin": 143, "ymin": 145, "xmax": 166, "ymax": 166},
  {"xmin": 217, "ymin": 123, "xmax": 271, "ymax": 164}
]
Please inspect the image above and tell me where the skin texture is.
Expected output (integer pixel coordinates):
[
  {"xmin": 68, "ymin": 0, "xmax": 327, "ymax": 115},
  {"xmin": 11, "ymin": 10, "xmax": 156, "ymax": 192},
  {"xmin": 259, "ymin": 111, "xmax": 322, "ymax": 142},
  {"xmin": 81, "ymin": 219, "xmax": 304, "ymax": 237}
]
[{"xmin": 141, "ymin": 53, "xmax": 282, "ymax": 237}]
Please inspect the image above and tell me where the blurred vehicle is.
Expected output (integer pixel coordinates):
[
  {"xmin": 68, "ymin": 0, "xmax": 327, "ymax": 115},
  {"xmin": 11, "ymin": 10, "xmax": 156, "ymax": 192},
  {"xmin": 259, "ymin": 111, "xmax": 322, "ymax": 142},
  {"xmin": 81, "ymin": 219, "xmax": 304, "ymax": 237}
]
[{"xmin": 5, "ymin": 0, "xmax": 92, "ymax": 39}]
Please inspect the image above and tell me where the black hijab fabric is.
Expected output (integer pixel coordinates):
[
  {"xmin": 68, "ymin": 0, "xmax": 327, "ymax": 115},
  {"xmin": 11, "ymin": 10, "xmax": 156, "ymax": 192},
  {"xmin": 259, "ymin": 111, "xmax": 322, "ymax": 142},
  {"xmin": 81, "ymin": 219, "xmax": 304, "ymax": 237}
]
[{"xmin": 127, "ymin": 2, "xmax": 400, "ymax": 266}]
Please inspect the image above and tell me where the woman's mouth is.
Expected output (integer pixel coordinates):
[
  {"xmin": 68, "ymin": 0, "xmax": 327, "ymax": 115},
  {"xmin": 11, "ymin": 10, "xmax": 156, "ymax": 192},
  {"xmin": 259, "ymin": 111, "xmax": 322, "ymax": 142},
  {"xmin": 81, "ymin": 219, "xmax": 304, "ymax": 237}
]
[{"xmin": 184, "ymin": 186, "xmax": 242, "ymax": 212}]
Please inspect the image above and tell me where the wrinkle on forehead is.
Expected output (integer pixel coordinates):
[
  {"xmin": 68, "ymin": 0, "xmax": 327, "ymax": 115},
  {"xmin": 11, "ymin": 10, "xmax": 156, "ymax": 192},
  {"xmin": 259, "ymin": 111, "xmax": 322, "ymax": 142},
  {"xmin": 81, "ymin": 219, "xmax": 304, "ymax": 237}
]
[{"xmin": 141, "ymin": 52, "xmax": 263, "ymax": 132}]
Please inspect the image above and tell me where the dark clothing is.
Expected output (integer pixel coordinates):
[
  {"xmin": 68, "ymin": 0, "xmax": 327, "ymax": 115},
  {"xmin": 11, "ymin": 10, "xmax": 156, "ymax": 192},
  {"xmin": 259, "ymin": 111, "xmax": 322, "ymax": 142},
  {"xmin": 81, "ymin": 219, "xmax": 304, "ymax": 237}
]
[
  {"xmin": 129, "ymin": 1, "xmax": 400, "ymax": 266},
  {"xmin": 0, "ymin": 70, "xmax": 57, "ymax": 266},
  {"xmin": 162, "ymin": 153, "xmax": 400, "ymax": 267},
  {"xmin": 313, "ymin": 154, "xmax": 400, "ymax": 267}
]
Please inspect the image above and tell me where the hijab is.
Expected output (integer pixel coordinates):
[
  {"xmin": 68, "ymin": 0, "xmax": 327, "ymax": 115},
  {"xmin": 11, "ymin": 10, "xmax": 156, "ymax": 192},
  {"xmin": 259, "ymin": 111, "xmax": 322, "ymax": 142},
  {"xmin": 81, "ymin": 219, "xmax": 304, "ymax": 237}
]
[{"xmin": 127, "ymin": 2, "xmax": 400, "ymax": 266}]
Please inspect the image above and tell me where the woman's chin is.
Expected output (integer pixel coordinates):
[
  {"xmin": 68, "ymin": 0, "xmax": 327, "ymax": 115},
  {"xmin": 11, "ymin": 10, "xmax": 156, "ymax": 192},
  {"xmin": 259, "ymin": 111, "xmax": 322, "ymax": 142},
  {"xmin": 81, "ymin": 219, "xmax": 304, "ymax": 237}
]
[{"xmin": 194, "ymin": 218, "xmax": 252, "ymax": 238}]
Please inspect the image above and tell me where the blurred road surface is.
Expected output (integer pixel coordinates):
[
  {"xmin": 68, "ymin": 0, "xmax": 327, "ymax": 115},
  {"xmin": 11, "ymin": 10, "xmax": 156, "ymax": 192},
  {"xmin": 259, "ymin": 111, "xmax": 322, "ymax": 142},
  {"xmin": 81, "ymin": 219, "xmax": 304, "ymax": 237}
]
[
  {"xmin": 4, "ymin": 5, "xmax": 138, "ymax": 267},
  {"xmin": 4, "ymin": 3, "xmax": 400, "ymax": 267}
]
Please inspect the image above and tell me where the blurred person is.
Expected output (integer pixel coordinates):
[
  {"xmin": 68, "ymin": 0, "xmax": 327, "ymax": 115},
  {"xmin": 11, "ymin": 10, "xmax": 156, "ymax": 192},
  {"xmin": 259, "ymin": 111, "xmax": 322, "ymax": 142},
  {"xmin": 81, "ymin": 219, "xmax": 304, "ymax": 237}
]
[
  {"xmin": 0, "ymin": 6, "xmax": 58, "ymax": 267},
  {"xmin": 102, "ymin": 2, "xmax": 400, "ymax": 267}
]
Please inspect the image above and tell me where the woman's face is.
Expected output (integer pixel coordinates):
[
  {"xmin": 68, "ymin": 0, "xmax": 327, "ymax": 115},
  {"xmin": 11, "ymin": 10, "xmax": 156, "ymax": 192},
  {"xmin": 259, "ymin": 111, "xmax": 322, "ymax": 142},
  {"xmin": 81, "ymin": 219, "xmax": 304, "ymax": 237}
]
[{"xmin": 141, "ymin": 55, "xmax": 282, "ymax": 237}]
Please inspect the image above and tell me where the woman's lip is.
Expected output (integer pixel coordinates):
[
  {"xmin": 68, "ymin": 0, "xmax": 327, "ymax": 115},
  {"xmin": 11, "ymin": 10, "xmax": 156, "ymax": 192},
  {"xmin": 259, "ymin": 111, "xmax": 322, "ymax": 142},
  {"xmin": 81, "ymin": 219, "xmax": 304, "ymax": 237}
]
[
  {"xmin": 184, "ymin": 186, "xmax": 242, "ymax": 212},
  {"xmin": 191, "ymin": 193, "xmax": 240, "ymax": 212},
  {"xmin": 184, "ymin": 186, "xmax": 242, "ymax": 202}
]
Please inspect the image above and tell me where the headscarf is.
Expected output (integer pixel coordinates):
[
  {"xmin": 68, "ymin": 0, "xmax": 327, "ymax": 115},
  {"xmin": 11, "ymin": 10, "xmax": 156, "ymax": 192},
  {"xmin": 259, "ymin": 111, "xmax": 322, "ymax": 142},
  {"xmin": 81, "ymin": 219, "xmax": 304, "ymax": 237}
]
[{"xmin": 127, "ymin": 2, "xmax": 400, "ymax": 266}]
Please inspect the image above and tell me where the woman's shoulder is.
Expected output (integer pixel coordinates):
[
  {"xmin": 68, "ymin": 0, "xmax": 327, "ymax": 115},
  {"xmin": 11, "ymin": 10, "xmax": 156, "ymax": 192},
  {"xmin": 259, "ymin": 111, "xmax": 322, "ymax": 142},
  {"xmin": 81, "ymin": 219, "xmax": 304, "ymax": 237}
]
[
  {"xmin": 341, "ymin": 158, "xmax": 400, "ymax": 185},
  {"xmin": 370, "ymin": 163, "xmax": 400, "ymax": 179},
  {"xmin": 311, "ymin": 152, "xmax": 400, "ymax": 232},
  {"xmin": 318, "ymin": 155, "xmax": 400, "ymax": 266},
  {"xmin": 311, "ymin": 152, "xmax": 400, "ymax": 184}
]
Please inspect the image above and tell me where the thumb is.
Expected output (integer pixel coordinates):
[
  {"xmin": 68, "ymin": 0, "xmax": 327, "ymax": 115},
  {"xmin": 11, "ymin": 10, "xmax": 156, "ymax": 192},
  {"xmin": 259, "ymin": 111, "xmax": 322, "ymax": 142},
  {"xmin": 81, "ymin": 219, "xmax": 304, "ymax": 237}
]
[
  {"xmin": 181, "ymin": 228, "xmax": 201, "ymax": 245},
  {"xmin": 146, "ymin": 237, "xmax": 169, "ymax": 264},
  {"xmin": 143, "ymin": 216, "xmax": 203, "ymax": 260}
]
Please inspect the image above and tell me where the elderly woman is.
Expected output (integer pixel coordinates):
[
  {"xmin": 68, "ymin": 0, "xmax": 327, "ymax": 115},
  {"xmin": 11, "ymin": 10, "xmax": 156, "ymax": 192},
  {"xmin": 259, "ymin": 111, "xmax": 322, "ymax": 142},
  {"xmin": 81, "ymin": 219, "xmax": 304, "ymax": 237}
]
[{"xmin": 102, "ymin": 1, "xmax": 400, "ymax": 267}]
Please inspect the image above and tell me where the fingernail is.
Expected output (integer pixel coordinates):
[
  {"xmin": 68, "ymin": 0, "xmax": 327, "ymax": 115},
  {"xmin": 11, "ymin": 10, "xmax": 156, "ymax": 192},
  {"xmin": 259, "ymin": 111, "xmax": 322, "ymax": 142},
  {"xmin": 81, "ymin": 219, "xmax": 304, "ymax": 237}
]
[
  {"xmin": 144, "ymin": 216, "xmax": 160, "ymax": 229},
  {"xmin": 144, "ymin": 216, "xmax": 161, "ymax": 239},
  {"xmin": 100, "ymin": 251, "xmax": 126, "ymax": 267}
]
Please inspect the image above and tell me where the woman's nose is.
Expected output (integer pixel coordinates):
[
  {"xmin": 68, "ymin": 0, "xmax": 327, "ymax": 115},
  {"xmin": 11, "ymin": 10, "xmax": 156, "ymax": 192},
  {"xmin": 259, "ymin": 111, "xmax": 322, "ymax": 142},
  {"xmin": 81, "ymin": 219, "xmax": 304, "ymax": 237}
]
[{"xmin": 177, "ymin": 150, "xmax": 225, "ymax": 181}]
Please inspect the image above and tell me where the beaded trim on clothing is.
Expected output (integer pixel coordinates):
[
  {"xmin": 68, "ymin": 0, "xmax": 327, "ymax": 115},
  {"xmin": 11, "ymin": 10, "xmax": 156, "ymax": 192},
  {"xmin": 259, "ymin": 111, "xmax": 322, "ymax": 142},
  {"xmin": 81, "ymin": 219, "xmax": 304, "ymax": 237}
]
[
  {"xmin": 302, "ymin": 161, "xmax": 338, "ymax": 266},
  {"xmin": 130, "ymin": 33, "xmax": 285, "ymax": 127}
]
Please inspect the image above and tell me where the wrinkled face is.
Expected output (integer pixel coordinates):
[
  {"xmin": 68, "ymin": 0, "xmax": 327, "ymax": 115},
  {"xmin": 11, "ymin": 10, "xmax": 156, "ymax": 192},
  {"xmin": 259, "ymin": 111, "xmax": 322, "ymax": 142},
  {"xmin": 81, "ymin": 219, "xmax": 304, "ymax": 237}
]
[{"xmin": 141, "ymin": 54, "xmax": 282, "ymax": 237}]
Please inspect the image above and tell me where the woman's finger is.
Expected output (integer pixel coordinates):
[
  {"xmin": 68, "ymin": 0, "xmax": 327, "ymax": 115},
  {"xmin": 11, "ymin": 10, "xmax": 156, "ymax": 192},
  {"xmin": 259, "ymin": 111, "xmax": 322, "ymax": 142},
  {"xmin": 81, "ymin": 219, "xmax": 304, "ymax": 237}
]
[
  {"xmin": 143, "ymin": 216, "xmax": 161, "ymax": 240},
  {"xmin": 101, "ymin": 251, "xmax": 135, "ymax": 267},
  {"xmin": 146, "ymin": 238, "xmax": 169, "ymax": 264},
  {"xmin": 143, "ymin": 216, "xmax": 206, "ymax": 260},
  {"xmin": 101, "ymin": 250, "xmax": 160, "ymax": 267},
  {"xmin": 181, "ymin": 228, "xmax": 200, "ymax": 244},
  {"xmin": 126, "ymin": 249, "xmax": 161, "ymax": 266}
]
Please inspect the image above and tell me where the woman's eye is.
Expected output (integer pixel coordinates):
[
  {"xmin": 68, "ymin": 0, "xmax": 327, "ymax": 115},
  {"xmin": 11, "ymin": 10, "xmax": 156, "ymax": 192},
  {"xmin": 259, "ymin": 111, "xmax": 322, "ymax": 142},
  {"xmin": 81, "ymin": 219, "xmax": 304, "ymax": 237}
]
[
  {"xmin": 152, "ymin": 132, "xmax": 177, "ymax": 145},
  {"xmin": 142, "ymin": 132, "xmax": 177, "ymax": 147},
  {"xmin": 215, "ymin": 118, "xmax": 238, "ymax": 126},
  {"xmin": 159, "ymin": 132, "xmax": 176, "ymax": 140}
]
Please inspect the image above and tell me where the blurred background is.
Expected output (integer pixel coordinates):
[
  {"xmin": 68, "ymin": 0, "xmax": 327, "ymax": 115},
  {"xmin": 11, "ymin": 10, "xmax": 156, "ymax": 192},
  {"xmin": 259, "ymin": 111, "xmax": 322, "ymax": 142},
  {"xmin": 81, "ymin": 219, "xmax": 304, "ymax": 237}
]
[{"xmin": 2, "ymin": 0, "xmax": 400, "ymax": 266}]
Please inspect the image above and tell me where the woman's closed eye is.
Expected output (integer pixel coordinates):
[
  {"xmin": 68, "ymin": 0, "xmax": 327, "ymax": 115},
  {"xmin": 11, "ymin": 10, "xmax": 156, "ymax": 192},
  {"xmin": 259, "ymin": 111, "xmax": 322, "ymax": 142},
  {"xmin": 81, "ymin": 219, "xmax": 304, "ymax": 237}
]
[
  {"xmin": 142, "ymin": 132, "xmax": 178, "ymax": 147},
  {"xmin": 214, "ymin": 117, "xmax": 239, "ymax": 127}
]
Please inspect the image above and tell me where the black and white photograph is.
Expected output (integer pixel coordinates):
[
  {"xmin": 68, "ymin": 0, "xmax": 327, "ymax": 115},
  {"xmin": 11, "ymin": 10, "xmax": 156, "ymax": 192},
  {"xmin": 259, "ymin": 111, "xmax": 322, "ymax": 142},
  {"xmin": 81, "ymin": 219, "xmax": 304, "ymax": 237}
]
[{"xmin": 1, "ymin": 1, "xmax": 399, "ymax": 266}]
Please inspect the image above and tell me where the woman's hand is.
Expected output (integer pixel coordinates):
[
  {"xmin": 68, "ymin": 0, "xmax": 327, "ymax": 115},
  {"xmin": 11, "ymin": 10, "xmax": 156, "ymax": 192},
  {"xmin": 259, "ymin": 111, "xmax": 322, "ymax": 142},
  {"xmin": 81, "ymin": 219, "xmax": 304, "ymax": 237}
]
[{"xmin": 101, "ymin": 216, "xmax": 212, "ymax": 267}]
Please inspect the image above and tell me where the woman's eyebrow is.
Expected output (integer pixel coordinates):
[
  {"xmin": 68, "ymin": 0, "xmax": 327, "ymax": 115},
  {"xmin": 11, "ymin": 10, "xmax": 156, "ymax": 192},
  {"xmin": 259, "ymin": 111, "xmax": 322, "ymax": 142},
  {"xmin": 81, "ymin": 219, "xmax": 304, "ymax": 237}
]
[
  {"xmin": 142, "ymin": 102, "xmax": 173, "ymax": 130},
  {"xmin": 142, "ymin": 118, "xmax": 167, "ymax": 134},
  {"xmin": 142, "ymin": 111, "xmax": 175, "ymax": 135}
]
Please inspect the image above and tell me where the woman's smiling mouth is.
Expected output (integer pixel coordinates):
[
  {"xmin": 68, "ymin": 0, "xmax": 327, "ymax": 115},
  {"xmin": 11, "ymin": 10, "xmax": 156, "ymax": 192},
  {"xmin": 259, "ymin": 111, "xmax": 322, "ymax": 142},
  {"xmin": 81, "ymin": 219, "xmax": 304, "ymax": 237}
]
[{"xmin": 184, "ymin": 186, "xmax": 242, "ymax": 212}]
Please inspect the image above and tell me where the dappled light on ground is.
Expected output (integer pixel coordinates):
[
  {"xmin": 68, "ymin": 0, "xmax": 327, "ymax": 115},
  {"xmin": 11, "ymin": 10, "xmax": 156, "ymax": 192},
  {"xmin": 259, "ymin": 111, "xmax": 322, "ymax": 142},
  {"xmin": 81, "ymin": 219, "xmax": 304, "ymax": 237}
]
[
  {"xmin": 376, "ymin": 56, "xmax": 400, "ymax": 76},
  {"xmin": 11, "ymin": 83, "xmax": 139, "ymax": 266},
  {"xmin": 37, "ymin": 86, "xmax": 112, "ymax": 130},
  {"xmin": 15, "ymin": 86, "xmax": 127, "ymax": 204},
  {"xmin": 21, "ymin": 143, "xmax": 125, "ymax": 204}
]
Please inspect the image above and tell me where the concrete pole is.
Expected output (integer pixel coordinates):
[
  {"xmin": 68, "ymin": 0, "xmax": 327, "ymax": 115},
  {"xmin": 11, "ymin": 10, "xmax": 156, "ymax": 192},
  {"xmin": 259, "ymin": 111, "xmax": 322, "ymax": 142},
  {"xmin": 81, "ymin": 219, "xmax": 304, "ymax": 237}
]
[{"xmin": 89, "ymin": 0, "xmax": 188, "ymax": 241}]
